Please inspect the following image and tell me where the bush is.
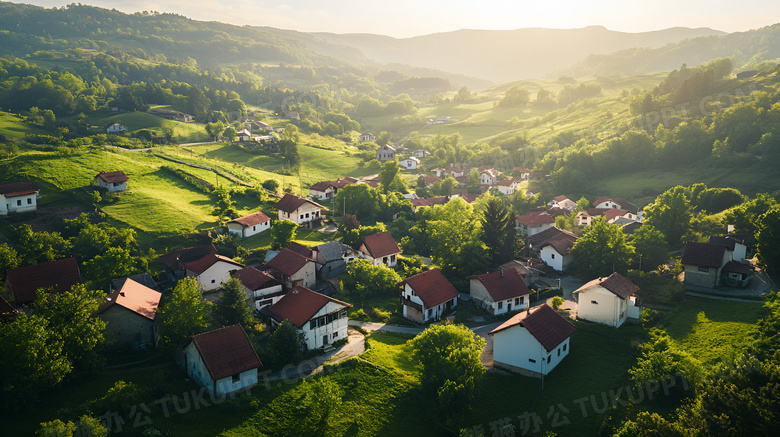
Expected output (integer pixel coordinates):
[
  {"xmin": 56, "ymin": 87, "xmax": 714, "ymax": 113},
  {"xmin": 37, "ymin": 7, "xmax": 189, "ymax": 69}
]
[{"xmin": 641, "ymin": 308, "xmax": 662, "ymax": 328}]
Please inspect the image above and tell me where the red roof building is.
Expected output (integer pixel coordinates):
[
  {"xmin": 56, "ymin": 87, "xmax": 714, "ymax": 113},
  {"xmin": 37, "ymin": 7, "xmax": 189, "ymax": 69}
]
[
  {"xmin": 274, "ymin": 194, "xmax": 324, "ymax": 227},
  {"xmin": 264, "ymin": 248, "xmax": 317, "ymax": 289},
  {"xmin": 184, "ymin": 325, "xmax": 262, "ymax": 397},
  {"xmin": 399, "ymin": 268, "xmax": 459, "ymax": 323},
  {"xmin": 5, "ymin": 257, "xmax": 81, "ymax": 304},
  {"xmin": 490, "ymin": 304, "xmax": 576, "ymax": 376},
  {"xmin": 468, "ymin": 269, "xmax": 530, "ymax": 315},
  {"xmin": 0, "ymin": 181, "xmax": 39, "ymax": 215},
  {"xmin": 227, "ymin": 212, "xmax": 271, "ymax": 238},
  {"xmin": 263, "ymin": 286, "xmax": 351, "ymax": 350},
  {"xmin": 98, "ymin": 278, "xmax": 162, "ymax": 349},
  {"xmin": 357, "ymin": 231, "xmax": 400, "ymax": 267}
]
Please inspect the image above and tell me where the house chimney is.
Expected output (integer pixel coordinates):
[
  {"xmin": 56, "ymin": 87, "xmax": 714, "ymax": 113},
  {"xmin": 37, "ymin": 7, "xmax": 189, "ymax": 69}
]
[
  {"xmin": 728, "ymin": 224, "xmax": 735, "ymax": 233},
  {"xmin": 500, "ymin": 270, "xmax": 504, "ymax": 278}
]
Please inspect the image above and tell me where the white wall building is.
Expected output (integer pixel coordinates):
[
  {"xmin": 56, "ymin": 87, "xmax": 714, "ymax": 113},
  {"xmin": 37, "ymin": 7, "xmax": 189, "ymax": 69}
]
[
  {"xmin": 399, "ymin": 157, "xmax": 420, "ymax": 170},
  {"xmin": 574, "ymin": 273, "xmax": 641, "ymax": 328},
  {"xmin": 468, "ymin": 269, "xmax": 530, "ymax": 315},
  {"xmin": 94, "ymin": 171, "xmax": 129, "ymax": 192},
  {"xmin": 183, "ymin": 254, "xmax": 245, "ymax": 290},
  {"xmin": 0, "ymin": 181, "xmax": 39, "ymax": 216},
  {"xmin": 400, "ymin": 268, "xmax": 459, "ymax": 323},
  {"xmin": 274, "ymin": 194, "xmax": 325, "ymax": 227},
  {"xmin": 227, "ymin": 212, "xmax": 271, "ymax": 238},
  {"xmin": 232, "ymin": 267, "xmax": 285, "ymax": 310}
]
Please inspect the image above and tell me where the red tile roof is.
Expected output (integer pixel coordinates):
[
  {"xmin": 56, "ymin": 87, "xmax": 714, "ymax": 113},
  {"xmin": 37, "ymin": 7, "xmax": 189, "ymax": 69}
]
[
  {"xmin": 160, "ymin": 244, "xmax": 219, "ymax": 272},
  {"xmin": 708, "ymin": 235, "xmax": 745, "ymax": 251},
  {"xmin": 0, "ymin": 181, "xmax": 39, "ymax": 198},
  {"xmin": 189, "ymin": 325, "xmax": 262, "ymax": 380},
  {"xmin": 310, "ymin": 181, "xmax": 335, "ymax": 192},
  {"xmin": 722, "ymin": 261, "xmax": 751, "ymax": 275},
  {"xmin": 516, "ymin": 213, "xmax": 555, "ymax": 226},
  {"xmin": 184, "ymin": 253, "xmax": 244, "ymax": 276},
  {"xmin": 603, "ymin": 209, "xmax": 631, "ymax": 222},
  {"xmin": 496, "ymin": 178, "xmax": 517, "ymax": 187},
  {"xmin": 419, "ymin": 174, "xmax": 442, "ymax": 185},
  {"xmin": 411, "ymin": 196, "xmax": 449, "ymax": 208},
  {"xmin": 6, "ymin": 258, "xmax": 81, "ymax": 304},
  {"xmin": 232, "ymin": 267, "xmax": 281, "ymax": 291},
  {"xmin": 585, "ymin": 208, "xmax": 609, "ymax": 217},
  {"xmin": 526, "ymin": 188, "xmax": 540, "ymax": 195},
  {"xmin": 574, "ymin": 272, "xmax": 638, "ymax": 300},
  {"xmin": 528, "ymin": 227, "xmax": 578, "ymax": 256},
  {"xmin": 98, "ymin": 278, "xmax": 161, "ymax": 320},
  {"xmin": 274, "ymin": 194, "xmax": 324, "ymax": 214},
  {"xmin": 513, "ymin": 167, "xmax": 530, "ymax": 173},
  {"xmin": 287, "ymin": 242, "xmax": 315, "ymax": 260},
  {"xmin": 468, "ymin": 269, "xmax": 530, "ymax": 301},
  {"xmin": 490, "ymin": 304, "xmax": 576, "ymax": 352},
  {"xmin": 399, "ymin": 268, "xmax": 459, "ymax": 308},
  {"xmin": 359, "ymin": 231, "xmax": 400, "ymax": 259},
  {"xmin": 95, "ymin": 171, "xmax": 129, "ymax": 184},
  {"xmin": 553, "ymin": 195, "xmax": 569, "ymax": 202},
  {"xmin": 681, "ymin": 242, "xmax": 726, "ymax": 268},
  {"xmin": 264, "ymin": 286, "xmax": 351, "ymax": 328},
  {"xmin": 265, "ymin": 248, "xmax": 311, "ymax": 277},
  {"xmin": 228, "ymin": 211, "xmax": 270, "ymax": 228}
]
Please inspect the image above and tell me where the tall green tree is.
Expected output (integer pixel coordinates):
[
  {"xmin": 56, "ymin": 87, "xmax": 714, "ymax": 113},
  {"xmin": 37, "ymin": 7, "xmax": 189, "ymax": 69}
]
[
  {"xmin": 630, "ymin": 225, "xmax": 669, "ymax": 271},
  {"xmin": 644, "ymin": 186, "xmax": 693, "ymax": 246},
  {"xmin": 0, "ymin": 243, "xmax": 19, "ymax": 282},
  {"xmin": 157, "ymin": 277, "xmax": 209, "ymax": 346},
  {"xmin": 480, "ymin": 197, "xmax": 517, "ymax": 265},
  {"xmin": 411, "ymin": 324, "xmax": 486, "ymax": 419},
  {"xmin": 212, "ymin": 277, "xmax": 253, "ymax": 327},
  {"xmin": 261, "ymin": 319, "xmax": 303, "ymax": 368},
  {"xmin": 83, "ymin": 247, "xmax": 146, "ymax": 284},
  {"xmin": 756, "ymin": 208, "xmax": 780, "ymax": 274},
  {"xmin": 14, "ymin": 224, "xmax": 72, "ymax": 265},
  {"xmin": 379, "ymin": 160, "xmax": 406, "ymax": 193},
  {"xmin": 725, "ymin": 193, "xmax": 778, "ymax": 240},
  {"xmin": 344, "ymin": 259, "xmax": 401, "ymax": 307},
  {"xmin": 270, "ymin": 220, "xmax": 298, "ymax": 250},
  {"xmin": 571, "ymin": 218, "xmax": 635, "ymax": 277}
]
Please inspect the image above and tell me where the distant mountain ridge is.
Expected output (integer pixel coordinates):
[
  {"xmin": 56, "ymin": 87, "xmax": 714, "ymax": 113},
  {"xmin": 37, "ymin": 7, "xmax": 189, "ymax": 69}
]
[{"xmin": 311, "ymin": 26, "xmax": 726, "ymax": 82}]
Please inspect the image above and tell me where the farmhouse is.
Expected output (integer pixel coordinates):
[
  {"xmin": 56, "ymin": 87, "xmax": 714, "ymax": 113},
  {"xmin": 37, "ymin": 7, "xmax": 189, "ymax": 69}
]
[
  {"xmin": 573, "ymin": 273, "xmax": 641, "ymax": 328},
  {"xmin": 468, "ymin": 269, "xmax": 530, "ymax": 315},
  {"xmin": 159, "ymin": 244, "xmax": 243, "ymax": 290},
  {"xmin": 495, "ymin": 178, "xmax": 519, "ymax": 195},
  {"xmin": 264, "ymin": 247, "xmax": 317, "ymax": 289},
  {"xmin": 499, "ymin": 259, "xmax": 541, "ymax": 284},
  {"xmin": 227, "ymin": 212, "xmax": 271, "ymax": 238},
  {"xmin": 359, "ymin": 133, "xmax": 375, "ymax": 142},
  {"xmin": 237, "ymin": 128, "xmax": 252, "ymax": 141},
  {"xmin": 411, "ymin": 196, "xmax": 449, "ymax": 211},
  {"xmin": 480, "ymin": 169, "xmax": 498, "ymax": 185},
  {"xmin": 513, "ymin": 167, "xmax": 530, "ymax": 180},
  {"xmin": 98, "ymin": 278, "xmax": 161, "ymax": 349},
  {"xmin": 94, "ymin": 171, "xmax": 129, "ymax": 192},
  {"xmin": 399, "ymin": 268, "xmax": 458, "ymax": 323},
  {"xmin": 263, "ymin": 286, "xmax": 352, "ymax": 350},
  {"xmin": 399, "ymin": 156, "xmax": 420, "ymax": 170},
  {"xmin": 418, "ymin": 174, "xmax": 442, "ymax": 186},
  {"xmin": 357, "ymin": 231, "xmax": 400, "ymax": 267},
  {"xmin": 528, "ymin": 227, "xmax": 578, "ymax": 271},
  {"xmin": 414, "ymin": 149, "xmax": 430, "ymax": 158},
  {"xmin": 184, "ymin": 325, "xmax": 262, "ymax": 398},
  {"xmin": 309, "ymin": 178, "xmax": 358, "ymax": 200},
  {"xmin": 376, "ymin": 144, "xmax": 396, "ymax": 161},
  {"xmin": 274, "ymin": 194, "xmax": 325, "ymax": 228},
  {"xmin": 105, "ymin": 122, "xmax": 128, "ymax": 134},
  {"xmin": 285, "ymin": 111, "xmax": 300, "ymax": 119},
  {"xmin": 548, "ymin": 195, "xmax": 577, "ymax": 211},
  {"xmin": 490, "ymin": 304, "xmax": 576, "ymax": 377},
  {"xmin": 681, "ymin": 239, "xmax": 751, "ymax": 289},
  {"xmin": 232, "ymin": 267, "xmax": 284, "ymax": 310},
  {"xmin": 4, "ymin": 257, "xmax": 81, "ymax": 304},
  {"xmin": 516, "ymin": 212, "xmax": 555, "ymax": 236},
  {"xmin": 0, "ymin": 181, "xmax": 39, "ymax": 215}
]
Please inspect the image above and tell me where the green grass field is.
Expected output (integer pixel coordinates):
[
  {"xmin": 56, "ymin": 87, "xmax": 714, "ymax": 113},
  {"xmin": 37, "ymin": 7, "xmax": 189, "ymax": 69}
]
[
  {"xmin": 0, "ymin": 111, "xmax": 48, "ymax": 140},
  {"xmin": 89, "ymin": 111, "xmax": 210, "ymax": 143}
]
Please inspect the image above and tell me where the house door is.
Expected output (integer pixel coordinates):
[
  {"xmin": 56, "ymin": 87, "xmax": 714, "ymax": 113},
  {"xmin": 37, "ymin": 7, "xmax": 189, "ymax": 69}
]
[
  {"xmin": 507, "ymin": 303, "xmax": 512, "ymax": 312},
  {"xmin": 323, "ymin": 335, "xmax": 329, "ymax": 346}
]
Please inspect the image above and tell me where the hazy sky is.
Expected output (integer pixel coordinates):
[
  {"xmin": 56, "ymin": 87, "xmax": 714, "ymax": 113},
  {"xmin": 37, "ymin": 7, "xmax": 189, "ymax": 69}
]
[{"xmin": 13, "ymin": 0, "xmax": 780, "ymax": 37}]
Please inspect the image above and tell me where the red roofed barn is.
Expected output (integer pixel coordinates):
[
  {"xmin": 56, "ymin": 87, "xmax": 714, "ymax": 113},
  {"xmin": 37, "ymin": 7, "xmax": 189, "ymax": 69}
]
[
  {"xmin": 184, "ymin": 325, "xmax": 262, "ymax": 397},
  {"xmin": 399, "ymin": 268, "xmax": 459, "ymax": 323}
]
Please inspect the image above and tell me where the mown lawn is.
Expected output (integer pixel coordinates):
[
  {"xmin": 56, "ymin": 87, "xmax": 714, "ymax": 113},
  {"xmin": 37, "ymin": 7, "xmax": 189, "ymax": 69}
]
[{"xmin": 660, "ymin": 298, "xmax": 767, "ymax": 366}]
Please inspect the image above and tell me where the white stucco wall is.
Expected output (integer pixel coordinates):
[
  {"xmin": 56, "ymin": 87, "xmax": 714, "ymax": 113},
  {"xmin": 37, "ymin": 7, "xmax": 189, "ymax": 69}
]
[
  {"xmin": 189, "ymin": 261, "xmax": 240, "ymax": 291},
  {"xmin": 594, "ymin": 201, "xmax": 621, "ymax": 209},
  {"xmin": 358, "ymin": 244, "xmax": 398, "ymax": 268},
  {"xmin": 525, "ymin": 223, "xmax": 554, "ymax": 236},
  {"xmin": 540, "ymin": 246, "xmax": 571, "ymax": 271},
  {"xmin": 277, "ymin": 202, "xmax": 321, "ymax": 225},
  {"xmin": 493, "ymin": 327, "xmax": 570, "ymax": 376},
  {"xmin": 300, "ymin": 301, "xmax": 349, "ymax": 349},
  {"xmin": 185, "ymin": 342, "xmax": 258, "ymax": 397},
  {"xmin": 227, "ymin": 220, "xmax": 270, "ymax": 238},
  {"xmin": 401, "ymin": 283, "xmax": 457, "ymax": 323},
  {"xmin": 576, "ymin": 286, "xmax": 628, "ymax": 328},
  {"xmin": 469, "ymin": 279, "xmax": 528, "ymax": 315},
  {"xmin": 1, "ymin": 193, "xmax": 37, "ymax": 215},
  {"xmin": 288, "ymin": 261, "xmax": 317, "ymax": 289}
]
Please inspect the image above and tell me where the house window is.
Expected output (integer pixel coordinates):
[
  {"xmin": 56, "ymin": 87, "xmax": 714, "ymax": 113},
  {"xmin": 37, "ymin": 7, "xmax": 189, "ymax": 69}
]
[
  {"xmin": 563, "ymin": 344, "xmax": 567, "ymax": 352},
  {"xmin": 231, "ymin": 374, "xmax": 240, "ymax": 383},
  {"xmin": 253, "ymin": 226, "xmax": 256, "ymax": 231},
  {"xmin": 529, "ymin": 358, "xmax": 536, "ymax": 363},
  {"xmin": 27, "ymin": 198, "xmax": 32, "ymax": 205},
  {"xmin": 698, "ymin": 266, "xmax": 709, "ymax": 273},
  {"xmin": 514, "ymin": 298, "xmax": 520, "ymax": 305},
  {"xmin": 558, "ymin": 348, "xmax": 561, "ymax": 357},
  {"xmin": 547, "ymin": 355, "xmax": 551, "ymax": 364},
  {"xmin": 591, "ymin": 300, "xmax": 598, "ymax": 304},
  {"xmin": 332, "ymin": 332, "xmax": 338, "ymax": 339},
  {"xmin": 498, "ymin": 301, "xmax": 503, "ymax": 309},
  {"xmin": 16, "ymin": 199, "xmax": 21, "ymax": 206},
  {"xmin": 427, "ymin": 309, "xmax": 433, "ymax": 318},
  {"xmin": 310, "ymin": 320, "xmax": 317, "ymax": 329},
  {"xmin": 551, "ymin": 253, "xmax": 555, "ymax": 259}
]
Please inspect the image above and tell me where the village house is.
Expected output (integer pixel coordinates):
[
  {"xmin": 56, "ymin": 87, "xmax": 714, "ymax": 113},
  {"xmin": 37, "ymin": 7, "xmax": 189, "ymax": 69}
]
[
  {"xmin": 573, "ymin": 273, "xmax": 641, "ymax": 328},
  {"xmin": 105, "ymin": 122, "xmax": 128, "ymax": 134},
  {"xmin": 263, "ymin": 286, "xmax": 351, "ymax": 350},
  {"xmin": 528, "ymin": 227, "xmax": 578, "ymax": 271},
  {"xmin": 359, "ymin": 133, "xmax": 375, "ymax": 142},
  {"xmin": 431, "ymin": 168, "xmax": 446, "ymax": 178},
  {"xmin": 548, "ymin": 195, "xmax": 577, "ymax": 211},
  {"xmin": 227, "ymin": 212, "xmax": 271, "ymax": 238},
  {"xmin": 468, "ymin": 269, "xmax": 530, "ymax": 315},
  {"xmin": 411, "ymin": 196, "xmax": 449, "ymax": 211},
  {"xmin": 592, "ymin": 197, "xmax": 625, "ymax": 209},
  {"xmin": 399, "ymin": 268, "xmax": 459, "ymax": 323},
  {"xmin": 111, "ymin": 273, "xmax": 159, "ymax": 292},
  {"xmin": 495, "ymin": 178, "xmax": 519, "ymax": 195},
  {"xmin": 516, "ymin": 212, "xmax": 555, "ymax": 236},
  {"xmin": 4, "ymin": 257, "xmax": 81, "ymax": 304},
  {"xmin": 399, "ymin": 156, "xmax": 420, "ymax": 170},
  {"xmin": 0, "ymin": 181, "xmax": 39, "ymax": 215},
  {"xmin": 513, "ymin": 167, "xmax": 530, "ymax": 181},
  {"xmin": 357, "ymin": 231, "xmax": 400, "ymax": 267},
  {"xmin": 313, "ymin": 240, "xmax": 359, "ymax": 279},
  {"xmin": 98, "ymin": 278, "xmax": 162, "ymax": 350},
  {"xmin": 376, "ymin": 144, "xmax": 396, "ymax": 161},
  {"xmin": 232, "ymin": 267, "xmax": 284, "ymax": 310},
  {"xmin": 418, "ymin": 174, "xmax": 442, "ymax": 187},
  {"xmin": 414, "ymin": 149, "xmax": 430, "ymax": 158},
  {"xmin": 285, "ymin": 111, "xmax": 300, "ymax": 119},
  {"xmin": 443, "ymin": 166, "xmax": 465, "ymax": 178},
  {"xmin": 237, "ymin": 128, "xmax": 252, "ymax": 141},
  {"xmin": 94, "ymin": 171, "xmax": 129, "ymax": 193},
  {"xmin": 480, "ymin": 169, "xmax": 498, "ymax": 185},
  {"xmin": 603, "ymin": 209, "xmax": 639, "ymax": 224},
  {"xmin": 426, "ymin": 116, "xmax": 451, "ymax": 125},
  {"xmin": 681, "ymin": 239, "xmax": 751, "ymax": 289},
  {"xmin": 153, "ymin": 109, "xmax": 194, "ymax": 122},
  {"xmin": 274, "ymin": 194, "xmax": 325, "ymax": 228},
  {"xmin": 159, "ymin": 244, "xmax": 243, "ymax": 290},
  {"xmin": 264, "ymin": 247, "xmax": 317, "ymax": 289},
  {"xmin": 309, "ymin": 178, "xmax": 358, "ymax": 200},
  {"xmin": 490, "ymin": 304, "xmax": 576, "ymax": 377},
  {"xmin": 526, "ymin": 188, "xmax": 540, "ymax": 197},
  {"xmin": 499, "ymin": 260, "xmax": 541, "ymax": 284},
  {"xmin": 184, "ymin": 325, "xmax": 262, "ymax": 398}
]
